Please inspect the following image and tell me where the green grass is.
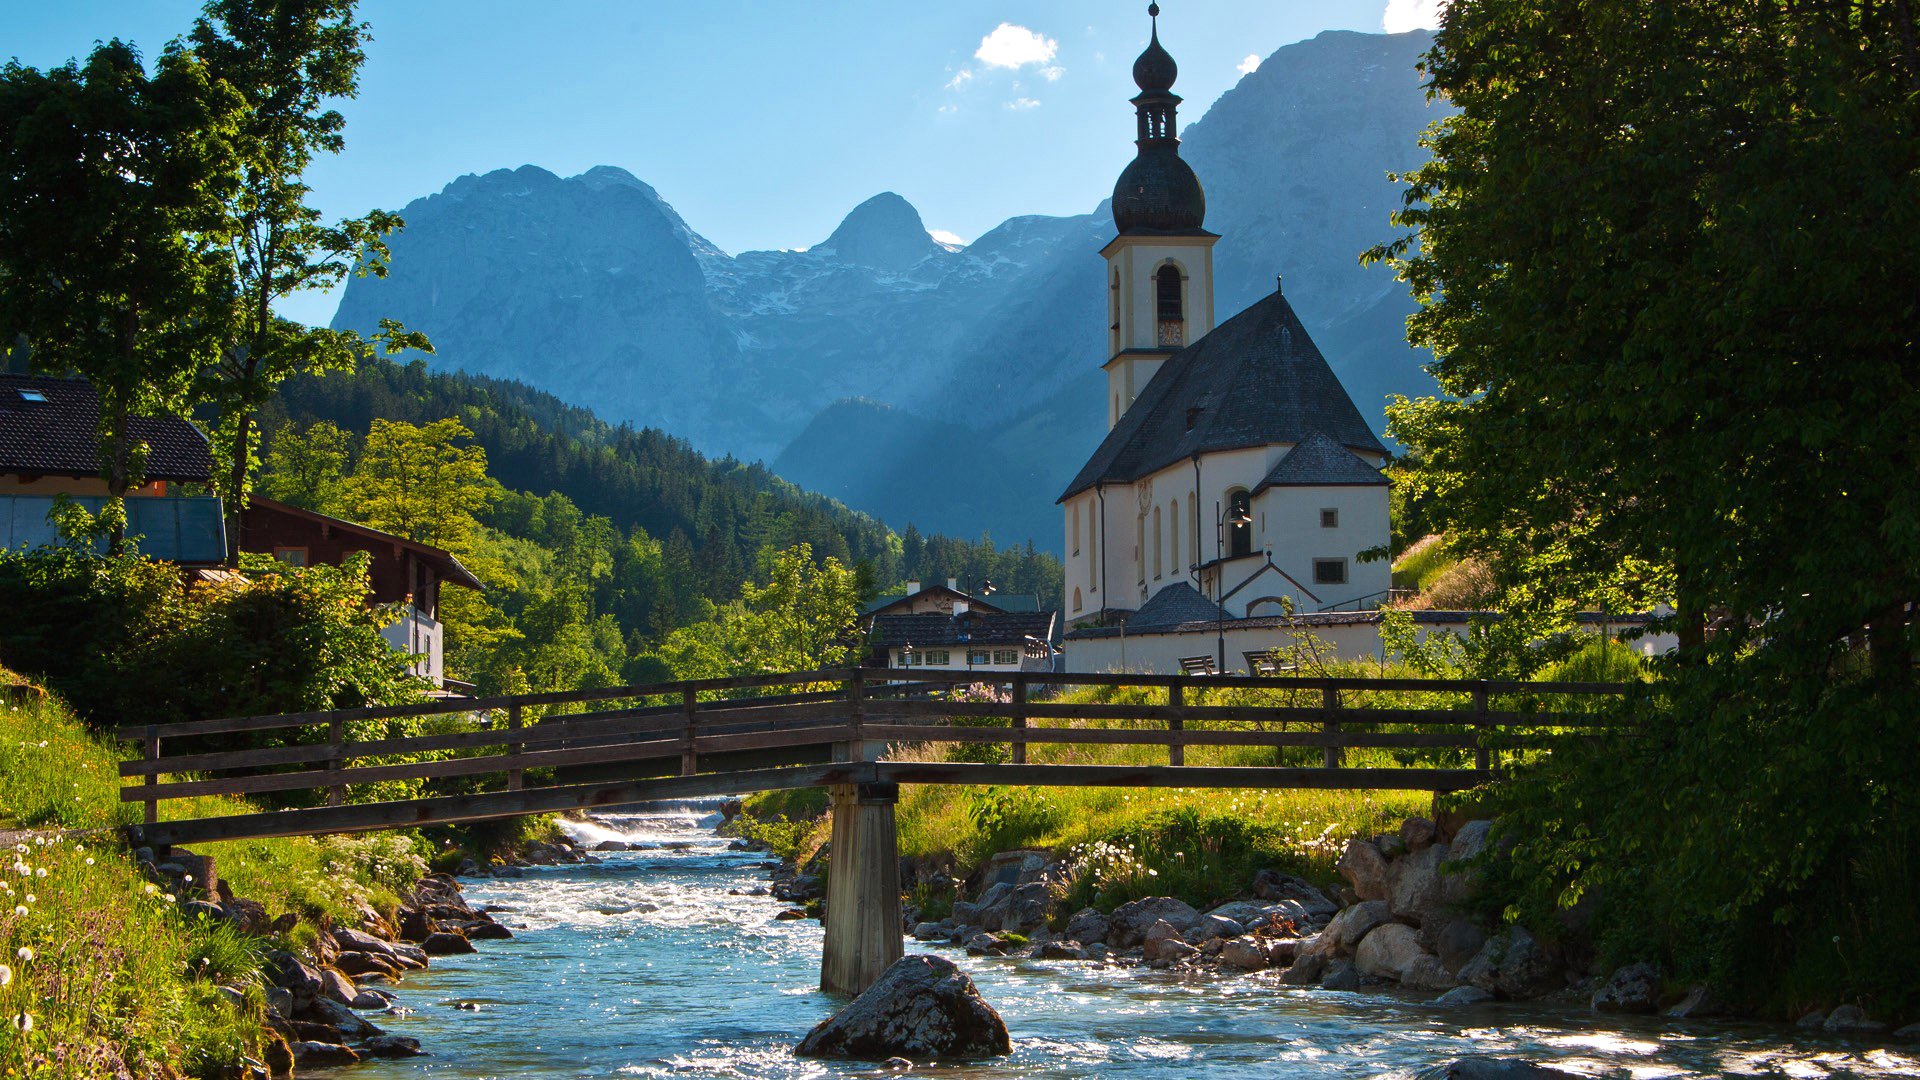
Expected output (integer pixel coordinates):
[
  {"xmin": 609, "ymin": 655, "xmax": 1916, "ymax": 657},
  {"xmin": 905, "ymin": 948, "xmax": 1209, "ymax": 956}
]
[
  {"xmin": 1392, "ymin": 533, "xmax": 1457, "ymax": 592},
  {"xmin": 0, "ymin": 680, "xmax": 436, "ymax": 1076}
]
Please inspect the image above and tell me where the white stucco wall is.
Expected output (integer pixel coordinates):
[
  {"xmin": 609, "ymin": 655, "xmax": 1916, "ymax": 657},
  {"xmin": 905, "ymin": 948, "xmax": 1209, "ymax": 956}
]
[{"xmin": 1251, "ymin": 484, "xmax": 1392, "ymax": 612}]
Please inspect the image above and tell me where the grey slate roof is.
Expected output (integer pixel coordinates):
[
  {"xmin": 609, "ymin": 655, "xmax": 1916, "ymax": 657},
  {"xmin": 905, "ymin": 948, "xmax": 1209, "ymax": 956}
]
[
  {"xmin": 869, "ymin": 611, "xmax": 1057, "ymax": 650},
  {"xmin": 0, "ymin": 375, "xmax": 211, "ymax": 482},
  {"xmin": 1254, "ymin": 431, "xmax": 1389, "ymax": 492},
  {"xmin": 1126, "ymin": 582, "xmax": 1225, "ymax": 630},
  {"xmin": 1060, "ymin": 289, "xmax": 1387, "ymax": 501}
]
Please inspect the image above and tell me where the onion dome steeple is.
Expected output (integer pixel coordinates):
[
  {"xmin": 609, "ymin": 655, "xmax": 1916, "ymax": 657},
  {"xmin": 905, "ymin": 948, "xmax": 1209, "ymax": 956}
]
[{"xmin": 1112, "ymin": 3, "xmax": 1205, "ymax": 233}]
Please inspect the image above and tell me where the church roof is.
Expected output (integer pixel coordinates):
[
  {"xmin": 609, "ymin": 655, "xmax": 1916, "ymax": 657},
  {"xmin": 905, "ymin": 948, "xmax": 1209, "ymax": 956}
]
[
  {"xmin": 1254, "ymin": 431, "xmax": 1389, "ymax": 492},
  {"xmin": 1059, "ymin": 289, "xmax": 1388, "ymax": 501},
  {"xmin": 1125, "ymin": 582, "xmax": 1225, "ymax": 630}
]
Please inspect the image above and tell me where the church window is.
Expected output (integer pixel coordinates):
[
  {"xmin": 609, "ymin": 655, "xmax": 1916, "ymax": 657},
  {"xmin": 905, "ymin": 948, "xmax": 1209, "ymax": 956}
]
[
  {"xmin": 1071, "ymin": 502, "xmax": 1081, "ymax": 555},
  {"xmin": 1313, "ymin": 559, "xmax": 1349, "ymax": 586},
  {"xmin": 1321, "ymin": 507, "xmax": 1339, "ymax": 529},
  {"xmin": 1167, "ymin": 500, "xmax": 1179, "ymax": 574},
  {"xmin": 1136, "ymin": 515, "xmax": 1146, "ymax": 584},
  {"xmin": 1072, "ymin": 586, "xmax": 1083, "ymax": 613},
  {"xmin": 1156, "ymin": 265, "xmax": 1185, "ymax": 347},
  {"xmin": 1227, "ymin": 489, "xmax": 1252, "ymax": 559},
  {"xmin": 1152, "ymin": 506, "xmax": 1163, "ymax": 578}
]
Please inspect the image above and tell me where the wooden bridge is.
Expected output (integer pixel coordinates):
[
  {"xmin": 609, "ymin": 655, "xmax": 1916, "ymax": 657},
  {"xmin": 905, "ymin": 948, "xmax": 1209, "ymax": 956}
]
[{"xmin": 117, "ymin": 667, "xmax": 1632, "ymax": 993}]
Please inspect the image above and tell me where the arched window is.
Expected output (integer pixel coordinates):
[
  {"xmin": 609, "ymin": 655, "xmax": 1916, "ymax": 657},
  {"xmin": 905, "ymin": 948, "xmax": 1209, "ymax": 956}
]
[
  {"xmin": 1152, "ymin": 506, "xmax": 1163, "ymax": 579},
  {"xmin": 1227, "ymin": 488, "xmax": 1252, "ymax": 558},
  {"xmin": 1073, "ymin": 586, "xmax": 1083, "ymax": 613},
  {"xmin": 1167, "ymin": 499, "xmax": 1179, "ymax": 575},
  {"xmin": 1071, "ymin": 500, "xmax": 1081, "ymax": 555},
  {"xmin": 1156, "ymin": 264, "xmax": 1184, "ymax": 347}
]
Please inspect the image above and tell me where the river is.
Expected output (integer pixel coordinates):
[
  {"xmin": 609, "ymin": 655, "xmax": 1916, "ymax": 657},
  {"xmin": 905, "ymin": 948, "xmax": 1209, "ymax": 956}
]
[{"xmin": 346, "ymin": 802, "xmax": 1917, "ymax": 1079}]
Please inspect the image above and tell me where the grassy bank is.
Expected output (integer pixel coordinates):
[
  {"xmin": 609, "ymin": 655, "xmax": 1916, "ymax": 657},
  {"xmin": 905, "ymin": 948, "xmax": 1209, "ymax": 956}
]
[{"xmin": 0, "ymin": 683, "xmax": 432, "ymax": 1077}]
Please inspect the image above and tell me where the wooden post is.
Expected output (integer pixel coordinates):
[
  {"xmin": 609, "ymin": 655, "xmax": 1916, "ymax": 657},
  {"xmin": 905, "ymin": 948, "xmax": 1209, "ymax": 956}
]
[
  {"xmin": 1473, "ymin": 683, "xmax": 1491, "ymax": 774},
  {"xmin": 326, "ymin": 719, "xmax": 345, "ymax": 807},
  {"xmin": 1010, "ymin": 674, "xmax": 1028, "ymax": 765},
  {"xmin": 681, "ymin": 687, "xmax": 699, "ymax": 776},
  {"xmin": 847, "ymin": 668, "xmax": 867, "ymax": 763},
  {"xmin": 1166, "ymin": 683, "xmax": 1184, "ymax": 767},
  {"xmin": 819, "ymin": 781, "xmax": 904, "ymax": 995},
  {"xmin": 143, "ymin": 725, "xmax": 160, "ymax": 826},
  {"xmin": 1321, "ymin": 686, "xmax": 1343, "ymax": 769},
  {"xmin": 506, "ymin": 703, "xmax": 525, "ymax": 791}
]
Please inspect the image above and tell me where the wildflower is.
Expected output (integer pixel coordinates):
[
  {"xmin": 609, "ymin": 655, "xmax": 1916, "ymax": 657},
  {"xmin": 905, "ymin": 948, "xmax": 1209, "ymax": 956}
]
[
  {"xmin": 15, "ymin": 947, "xmax": 31, "ymax": 962},
  {"xmin": 10, "ymin": 906, "xmax": 23, "ymax": 918},
  {"xmin": 162, "ymin": 893, "xmax": 176, "ymax": 903},
  {"xmin": 143, "ymin": 884, "xmax": 157, "ymax": 895},
  {"xmin": 0, "ymin": 963, "xmax": 10, "ymax": 986},
  {"xmin": 12, "ymin": 1012, "xmax": 30, "ymax": 1032},
  {"xmin": 32, "ymin": 869, "xmax": 44, "ymax": 879},
  {"xmin": 22, "ymin": 895, "xmax": 32, "ymax": 905},
  {"xmin": 84, "ymin": 859, "xmax": 93, "ymax": 867}
]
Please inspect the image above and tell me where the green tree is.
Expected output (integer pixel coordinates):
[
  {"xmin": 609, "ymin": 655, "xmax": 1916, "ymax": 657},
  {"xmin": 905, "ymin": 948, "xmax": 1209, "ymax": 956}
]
[
  {"xmin": 1377, "ymin": 0, "xmax": 1920, "ymax": 1011},
  {"xmin": 0, "ymin": 41, "xmax": 242, "ymax": 547},
  {"xmin": 188, "ymin": 0, "xmax": 429, "ymax": 561},
  {"xmin": 652, "ymin": 544, "xmax": 862, "ymax": 680},
  {"xmin": 341, "ymin": 417, "xmax": 497, "ymax": 552},
  {"xmin": 260, "ymin": 419, "xmax": 350, "ymax": 510}
]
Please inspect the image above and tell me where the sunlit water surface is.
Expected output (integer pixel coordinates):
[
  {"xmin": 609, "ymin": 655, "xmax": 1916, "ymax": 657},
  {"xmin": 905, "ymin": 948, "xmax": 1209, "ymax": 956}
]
[{"xmin": 345, "ymin": 803, "xmax": 1916, "ymax": 1079}]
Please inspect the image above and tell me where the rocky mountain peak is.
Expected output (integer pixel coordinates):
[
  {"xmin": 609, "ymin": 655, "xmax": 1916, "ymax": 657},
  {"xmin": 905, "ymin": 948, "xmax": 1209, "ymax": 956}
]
[{"xmin": 815, "ymin": 192, "xmax": 944, "ymax": 271}]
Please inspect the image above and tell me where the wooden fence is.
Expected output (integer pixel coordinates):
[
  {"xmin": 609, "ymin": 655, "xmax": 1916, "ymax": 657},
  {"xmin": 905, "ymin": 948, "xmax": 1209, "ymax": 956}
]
[{"xmin": 117, "ymin": 667, "xmax": 1635, "ymax": 847}]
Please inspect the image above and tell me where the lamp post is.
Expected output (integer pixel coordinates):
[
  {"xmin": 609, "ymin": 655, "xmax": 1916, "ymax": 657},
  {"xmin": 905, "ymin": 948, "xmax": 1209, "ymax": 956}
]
[
  {"xmin": 960, "ymin": 578, "xmax": 994, "ymax": 670},
  {"xmin": 1213, "ymin": 500, "xmax": 1253, "ymax": 672}
]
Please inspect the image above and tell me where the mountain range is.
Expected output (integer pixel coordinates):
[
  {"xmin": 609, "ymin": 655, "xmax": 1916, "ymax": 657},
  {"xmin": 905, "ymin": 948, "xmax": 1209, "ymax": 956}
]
[{"xmin": 332, "ymin": 28, "xmax": 1448, "ymax": 548}]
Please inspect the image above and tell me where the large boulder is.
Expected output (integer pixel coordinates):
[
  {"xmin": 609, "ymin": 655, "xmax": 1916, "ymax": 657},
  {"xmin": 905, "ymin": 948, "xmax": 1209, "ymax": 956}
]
[
  {"xmin": 794, "ymin": 955, "xmax": 1011, "ymax": 1061},
  {"xmin": 1440, "ymin": 820, "xmax": 1494, "ymax": 907},
  {"xmin": 1219, "ymin": 938, "xmax": 1268, "ymax": 971},
  {"xmin": 1356, "ymin": 924, "xmax": 1458, "ymax": 990},
  {"xmin": 1414, "ymin": 1057, "xmax": 1581, "ymax": 1079},
  {"xmin": 1306, "ymin": 900, "xmax": 1392, "ymax": 958},
  {"xmin": 1388, "ymin": 842, "xmax": 1451, "ymax": 926},
  {"xmin": 1063, "ymin": 908, "xmax": 1110, "ymax": 945},
  {"xmin": 1141, "ymin": 920, "xmax": 1200, "ymax": 963},
  {"xmin": 1591, "ymin": 963, "xmax": 1662, "ymax": 1013},
  {"xmin": 1251, "ymin": 870, "xmax": 1339, "ymax": 917},
  {"xmin": 1425, "ymin": 918, "xmax": 1489, "ymax": 976},
  {"xmin": 1001, "ymin": 882, "xmax": 1053, "ymax": 936},
  {"xmin": 1107, "ymin": 897, "xmax": 1201, "ymax": 947},
  {"xmin": 1336, "ymin": 840, "xmax": 1391, "ymax": 901},
  {"xmin": 1458, "ymin": 927, "xmax": 1562, "ymax": 999}
]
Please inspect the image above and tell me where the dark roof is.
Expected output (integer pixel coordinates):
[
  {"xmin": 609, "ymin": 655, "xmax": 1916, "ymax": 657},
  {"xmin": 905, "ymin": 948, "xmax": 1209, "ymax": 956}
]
[
  {"xmin": 241, "ymin": 497, "xmax": 483, "ymax": 591},
  {"xmin": 862, "ymin": 585, "xmax": 1005, "ymax": 618},
  {"xmin": 1113, "ymin": 147, "xmax": 1206, "ymax": 233},
  {"xmin": 1126, "ymin": 582, "xmax": 1224, "ymax": 630},
  {"xmin": 870, "ymin": 611, "xmax": 1058, "ymax": 650},
  {"xmin": 1254, "ymin": 431, "xmax": 1389, "ymax": 492},
  {"xmin": 1060, "ymin": 289, "xmax": 1388, "ymax": 500},
  {"xmin": 0, "ymin": 375, "xmax": 211, "ymax": 482},
  {"xmin": 1132, "ymin": 18, "xmax": 1177, "ymax": 92}
]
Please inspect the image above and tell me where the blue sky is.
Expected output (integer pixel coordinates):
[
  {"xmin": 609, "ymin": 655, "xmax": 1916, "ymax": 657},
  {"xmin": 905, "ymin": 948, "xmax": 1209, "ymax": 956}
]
[{"xmin": 7, "ymin": 2, "xmax": 1443, "ymax": 324}]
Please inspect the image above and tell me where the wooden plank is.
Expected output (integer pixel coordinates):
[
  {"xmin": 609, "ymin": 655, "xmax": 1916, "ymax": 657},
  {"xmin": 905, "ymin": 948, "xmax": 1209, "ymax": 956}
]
[
  {"xmin": 680, "ymin": 688, "xmax": 698, "ymax": 777},
  {"xmin": 1322, "ymin": 687, "xmax": 1342, "ymax": 769},
  {"xmin": 143, "ymin": 727, "xmax": 158, "ymax": 826},
  {"xmin": 1166, "ymin": 684, "xmax": 1183, "ymax": 767},
  {"xmin": 863, "ymin": 698, "xmax": 1628, "ymax": 728},
  {"xmin": 506, "ymin": 703, "xmax": 524, "ymax": 792},
  {"xmin": 861, "ymin": 724, "xmax": 1476, "ymax": 750},
  {"xmin": 692, "ymin": 726, "xmax": 856, "ymax": 755},
  {"xmin": 1010, "ymin": 675, "xmax": 1027, "ymax": 766},
  {"xmin": 326, "ymin": 719, "xmax": 344, "ymax": 807},
  {"xmin": 871, "ymin": 761, "xmax": 1488, "ymax": 792}
]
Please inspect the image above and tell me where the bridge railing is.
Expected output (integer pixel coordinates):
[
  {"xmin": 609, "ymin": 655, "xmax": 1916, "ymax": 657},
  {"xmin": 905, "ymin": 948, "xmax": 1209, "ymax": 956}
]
[{"xmin": 116, "ymin": 667, "xmax": 1639, "ymax": 836}]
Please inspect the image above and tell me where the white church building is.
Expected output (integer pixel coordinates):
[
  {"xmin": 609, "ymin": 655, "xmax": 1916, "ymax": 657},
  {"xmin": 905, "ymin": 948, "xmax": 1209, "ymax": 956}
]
[{"xmin": 1059, "ymin": 7, "xmax": 1396, "ymax": 674}]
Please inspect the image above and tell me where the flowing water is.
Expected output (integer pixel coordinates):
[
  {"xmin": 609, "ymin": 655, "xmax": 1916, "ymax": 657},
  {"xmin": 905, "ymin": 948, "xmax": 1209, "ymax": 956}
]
[{"xmin": 347, "ymin": 803, "xmax": 1916, "ymax": 1079}]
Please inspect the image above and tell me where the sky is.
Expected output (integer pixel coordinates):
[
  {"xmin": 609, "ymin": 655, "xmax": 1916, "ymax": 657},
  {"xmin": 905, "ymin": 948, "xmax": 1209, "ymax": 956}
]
[{"xmin": 6, "ymin": 1, "xmax": 1445, "ymax": 325}]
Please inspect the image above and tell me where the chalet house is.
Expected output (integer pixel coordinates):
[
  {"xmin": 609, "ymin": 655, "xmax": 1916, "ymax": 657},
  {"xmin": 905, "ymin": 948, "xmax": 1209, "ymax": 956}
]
[
  {"xmin": 239, "ymin": 497, "xmax": 482, "ymax": 687},
  {"xmin": 0, "ymin": 374, "xmax": 225, "ymax": 563}
]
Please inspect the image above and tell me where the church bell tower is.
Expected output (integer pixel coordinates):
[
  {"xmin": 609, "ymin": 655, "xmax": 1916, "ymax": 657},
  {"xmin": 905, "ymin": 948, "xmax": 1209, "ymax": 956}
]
[{"xmin": 1101, "ymin": 3, "xmax": 1218, "ymax": 430}]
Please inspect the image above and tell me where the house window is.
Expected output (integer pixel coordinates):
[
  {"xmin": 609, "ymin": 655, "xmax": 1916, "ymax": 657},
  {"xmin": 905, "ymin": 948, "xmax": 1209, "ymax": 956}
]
[
  {"xmin": 968, "ymin": 650, "xmax": 991, "ymax": 666},
  {"xmin": 273, "ymin": 546, "xmax": 309, "ymax": 567},
  {"xmin": 993, "ymin": 649, "xmax": 1018, "ymax": 665},
  {"xmin": 923, "ymin": 649, "xmax": 950, "ymax": 666},
  {"xmin": 16, "ymin": 390, "xmax": 47, "ymax": 404},
  {"xmin": 1227, "ymin": 489, "xmax": 1252, "ymax": 558},
  {"xmin": 1313, "ymin": 558, "xmax": 1349, "ymax": 586},
  {"xmin": 1320, "ymin": 508, "xmax": 1339, "ymax": 529},
  {"xmin": 1156, "ymin": 264, "xmax": 1184, "ymax": 347}
]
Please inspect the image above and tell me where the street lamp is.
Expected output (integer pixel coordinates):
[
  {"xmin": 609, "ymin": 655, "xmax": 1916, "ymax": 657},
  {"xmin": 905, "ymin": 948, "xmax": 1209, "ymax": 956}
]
[{"xmin": 1213, "ymin": 500, "xmax": 1254, "ymax": 672}]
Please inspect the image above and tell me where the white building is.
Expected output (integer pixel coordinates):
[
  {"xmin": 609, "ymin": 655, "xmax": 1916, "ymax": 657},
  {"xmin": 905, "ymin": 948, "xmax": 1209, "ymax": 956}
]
[{"xmin": 1058, "ymin": 9, "xmax": 1394, "ymax": 674}]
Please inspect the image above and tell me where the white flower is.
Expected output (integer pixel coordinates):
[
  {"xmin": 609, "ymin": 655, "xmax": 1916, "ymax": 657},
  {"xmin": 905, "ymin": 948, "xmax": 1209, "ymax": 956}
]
[
  {"xmin": 10, "ymin": 906, "xmax": 23, "ymax": 918},
  {"xmin": 162, "ymin": 893, "xmax": 176, "ymax": 903},
  {"xmin": 84, "ymin": 858, "xmax": 94, "ymax": 867},
  {"xmin": 33, "ymin": 868, "xmax": 44, "ymax": 879},
  {"xmin": 0, "ymin": 963, "xmax": 10, "ymax": 986},
  {"xmin": 143, "ymin": 884, "xmax": 157, "ymax": 895},
  {"xmin": 15, "ymin": 947, "xmax": 32, "ymax": 962},
  {"xmin": 12, "ymin": 1012, "xmax": 30, "ymax": 1032},
  {"xmin": 22, "ymin": 895, "xmax": 33, "ymax": 905}
]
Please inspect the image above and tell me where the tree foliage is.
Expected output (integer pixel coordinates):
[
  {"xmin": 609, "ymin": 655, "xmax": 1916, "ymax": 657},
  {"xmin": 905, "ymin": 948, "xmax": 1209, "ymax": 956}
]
[
  {"xmin": 650, "ymin": 544, "xmax": 863, "ymax": 681},
  {"xmin": 1380, "ymin": 0, "xmax": 1920, "ymax": 1013}
]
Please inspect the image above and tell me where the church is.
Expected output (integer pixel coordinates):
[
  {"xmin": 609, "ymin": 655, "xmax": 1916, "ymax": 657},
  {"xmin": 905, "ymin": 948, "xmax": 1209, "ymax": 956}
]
[{"xmin": 1059, "ymin": 6, "xmax": 1394, "ymax": 674}]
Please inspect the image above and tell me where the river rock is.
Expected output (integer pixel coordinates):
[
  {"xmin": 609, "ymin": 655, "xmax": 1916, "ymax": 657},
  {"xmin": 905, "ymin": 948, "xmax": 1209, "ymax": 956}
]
[
  {"xmin": 1108, "ymin": 897, "xmax": 1201, "ymax": 947},
  {"xmin": 264, "ymin": 950, "xmax": 325, "ymax": 1010},
  {"xmin": 422, "ymin": 931, "xmax": 476, "ymax": 955},
  {"xmin": 1892, "ymin": 1022, "xmax": 1920, "ymax": 1041},
  {"xmin": 1796, "ymin": 1009, "xmax": 1828, "ymax": 1029},
  {"xmin": 1204, "ymin": 901, "xmax": 1268, "ymax": 926},
  {"xmin": 1142, "ymin": 920, "xmax": 1200, "ymax": 963},
  {"xmin": 1321, "ymin": 960, "xmax": 1362, "ymax": 991},
  {"xmin": 1591, "ymin": 962, "xmax": 1661, "ymax": 1013},
  {"xmin": 964, "ymin": 932, "xmax": 1009, "ymax": 957},
  {"xmin": 1355, "ymin": 923, "xmax": 1456, "ymax": 989},
  {"xmin": 1413, "ymin": 1057, "xmax": 1581, "ymax": 1079},
  {"xmin": 1388, "ymin": 841, "xmax": 1451, "ymax": 926},
  {"xmin": 1426, "ymin": 918, "xmax": 1488, "ymax": 975},
  {"xmin": 1434, "ymin": 986, "xmax": 1495, "ymax": 1007},
  {"xmin": 349, "ymin": 990, "xmax": 390, "ymax": 1011},
  {"xmin": 464, "ymin": 920, "xmax": 513, "ymax": 941},
  {"xmin": 1401, "ymin": 816, "xmax": 1439, "ymax": 851},
  {"xmin": 1036, "ymin": 940, "xmax": 1085, "ymax": 960},
  {"xmin": 1458, "ymin": 927, "xmax": 1561, "ymax": 999},
  {"xmin": 911, "ymin": 921, "xmax": 946, "ymax": 941},
  {"xmin": 289, "ymin": 1042, "xmax": 359, "ymax": 1066},
  {"xmin": 318, "ymin": 968, "xmax": 359, "ymax": 1006},
  {"xmin": 1194, "ymin": 914, "xmax": 1245, "ymax": 941},
  {"xmin": 1002, "ymin": 882, "xmax": 1052, "ymax": 935},
  {"xmin": 1440, "ymin": 821, "xmax": 1494, "ymax": 907},
  {"xmin": 1063, "ymin": 907, "xmax": 1110, "ymax": 945},
  {"xmin": 1252, "ymin": 870, "xmax": 1339, "ymax": 917},
  {"xmin": 1664, "ymin": 984, "xmax": 1725, "ymax": 1019},
  {"xmin": 1220, "ymin": 938, "xmax": 1268, "ymax": 971},
  {"xmin": 1280, "ymin": 952, "xmax": 1327, "ymax": 985},
  {"xmin": 333, "ymin": 927, "xmax": 399, "ymax": 959},
  {"xmin": 360, "ymin": 1035, "xmax": 424, "ymax": 1058},
  {"xmin": 1308, "ymin": 900, "xmax": 1391, "ymax": 958},
  {"xmin": 305, "ymin": 996, "xmax": 383, "ymax": 1039},
  {"xmin": 334, "ymin": 951, "xmax": 399, "ymax": 978},
  {"xmin": 1824, "ymin": 1004, "xmax": 1885, "ymax": 1033},
  {"xmin": 594, "ymin": 840, "xmax": 630, "ymax": 851},
  {"xmin": 1336, "ymin": 839, "xmax": 1391, "ymax": 901},
  {"xmin": 794, "ymin": 955, "xmax": 1011, "ymax": 1061}
]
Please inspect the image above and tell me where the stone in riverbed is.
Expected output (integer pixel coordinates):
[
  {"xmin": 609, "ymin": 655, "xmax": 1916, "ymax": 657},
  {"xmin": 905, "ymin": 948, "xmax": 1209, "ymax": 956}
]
[
  {"xmin": 1336, "ymin": 839, "xmax": 1391, "ymax": 901},
  {"xmin": 1664, "ymin": 984, "xmax": 1726, "ymax": 1019},
  {"xmin": 1433, "ymin": 986, "xmax": 1494, "ymax": 1007},
  {"xmin": 1142, "ymin": 920, "xmax": 1200, "ymax": 963},
  {"xmin": 332, "ymin": 927, "xmax": 400, "ymax": 958},
  {"xmin": 1107, "ymin": 897, "xmax": 1201, "ymax": 947},
  {"xmin": 1458, "ymin": 927, "xmax": 1561, "ymax": 999},
  {"xmin": 1413, "ymin": 1057, "xmax": 1581, "ymax": 1079},
  {"xmin": 1307, "ymin": 900, "xmax": 1392, "ymax": 958},
  {"xmin": 360, "ymin": 1035, "xmax": 424, "ymax": 1058},
  {"xmin": 463, "ymin": 920, "xmax": 513, "ymax": 940},
  {"xmin": 1824, "ymin": 1003, "xmax": 1886, "ymax": 1034},
  {"xmin": 794, "ymin": 955, "xmax": 1010, "ymax": 1061},
  {"xmin": 421, "ymin": 931, "xmax": 476, "ymax": 955},
  {"xmin": 289, "ymin": 1042, "xmax": 359, "ymax": 1066},
  {"xmin": 1388, "ymin": 841, "xmax": 1451, "ymax": 927},
  {"xmin": 1320, "ymin": 960, "xmax": 1362, "ymax": 991},
  {"xmin": 1591, "ymin": 962, "xmax": 1661, "ymax": 1013},
  {"xmin": 318, "ymin": 967, "xmax": 359, "ymax": 1005},
  {"xmin": 594, "ymin": 840, "xmax": 630, "ymax": 851},
  {"xmin": 334, "ymin": 950, "xmax": 400, "ymax": 978},
  {"xmin": 1219, "ymin": 938, "xmax": 1268, "ymax": 971},
  {"xmin": 1063, "ymin": 907, "xmax": 1110, "ymax": 946},
  {"xmin": 1251, "ymin": 870, "xmax": 1339, "ymax": 917},
  {"xmin": 1279, "ymin": 952, "xmax": 1327, "ymax": 986},
  {"xmin": 349, "ymin": 990, "xmax": 390, "ymax": 1011}
]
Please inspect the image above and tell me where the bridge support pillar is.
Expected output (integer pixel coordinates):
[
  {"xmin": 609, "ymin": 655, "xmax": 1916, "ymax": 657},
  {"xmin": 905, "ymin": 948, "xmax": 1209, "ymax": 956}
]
[{"xmin": 819, "ymin": 781, "xmax": 903, "ymax": 996}]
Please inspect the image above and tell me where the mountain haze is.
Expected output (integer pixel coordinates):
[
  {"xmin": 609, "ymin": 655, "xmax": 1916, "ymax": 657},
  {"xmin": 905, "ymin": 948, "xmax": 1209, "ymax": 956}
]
[{"xmin": 333, "ymin": 29, "xmax": 1447, "ymax": 547}]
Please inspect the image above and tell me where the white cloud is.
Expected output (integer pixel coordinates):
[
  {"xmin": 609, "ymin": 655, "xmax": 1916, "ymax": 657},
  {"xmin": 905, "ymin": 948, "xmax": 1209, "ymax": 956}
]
[
  {"xmin": 945, "ymin": 68, "xmax": 974, "ymax": 90},
  {"xmin": 938, "ymin": 103, "xmax": 958, "ymax": 115},
  {"xmin": 1383, "ymin": 0, "xmax": 1447, "ymax": 33},
  {"xmin": 929, "ymin": 229, "xmax": 966, "ymax": 247},
  {"xmin": 1004, "ymin": 97, "xmax": 1041, "ymax": 111},
  {"xmin": 1237, "ymin": 54, "xmax": 1261, "ymax": 75},
  {"xmin": 1041, "ymin": 65, "xmax": 1065, "ymax": 82},
  {"xmin": 974, "ymin": 23, "xmax": 1058, "ymax": 70}
]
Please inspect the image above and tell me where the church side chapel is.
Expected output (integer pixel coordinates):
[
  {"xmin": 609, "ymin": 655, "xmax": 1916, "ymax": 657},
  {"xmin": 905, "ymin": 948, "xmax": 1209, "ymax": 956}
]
[{"xmin": 1059, "ymin": 6, "xmax": 1393, "ymax": 674}]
